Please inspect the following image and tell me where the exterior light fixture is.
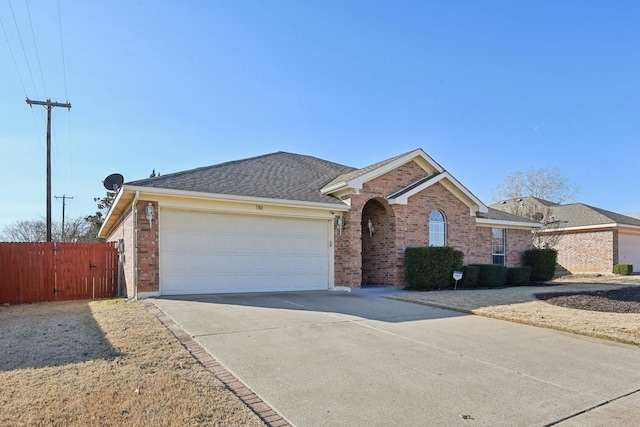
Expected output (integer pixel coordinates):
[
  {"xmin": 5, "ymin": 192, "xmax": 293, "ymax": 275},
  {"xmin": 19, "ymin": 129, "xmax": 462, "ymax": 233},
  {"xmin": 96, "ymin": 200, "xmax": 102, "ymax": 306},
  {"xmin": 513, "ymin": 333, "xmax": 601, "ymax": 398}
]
[
  {"xmin": 145, "ymin": 202, "xmax": 154, "ymax": 228},
  {"xmin": 337, "ymin": 216, "xmax": 344, "ymax": 235}
]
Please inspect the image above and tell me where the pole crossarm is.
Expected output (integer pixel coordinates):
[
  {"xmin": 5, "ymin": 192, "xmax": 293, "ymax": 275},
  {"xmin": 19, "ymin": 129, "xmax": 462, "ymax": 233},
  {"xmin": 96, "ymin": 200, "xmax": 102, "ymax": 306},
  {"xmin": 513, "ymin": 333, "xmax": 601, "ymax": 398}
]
[{"xmin": 26, "ymin": 98, "xmax": 71, "ymax": 109}]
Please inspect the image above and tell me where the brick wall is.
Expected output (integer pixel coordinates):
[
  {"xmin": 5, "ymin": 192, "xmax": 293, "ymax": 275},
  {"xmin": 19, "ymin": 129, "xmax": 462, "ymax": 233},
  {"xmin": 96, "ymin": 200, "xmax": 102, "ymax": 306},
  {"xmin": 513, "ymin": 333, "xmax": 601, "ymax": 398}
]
[
  {"xmin": 361, "ymin": 198, "xmax": 396, "ymax": 285},
  {"xmin": 136, "ymin": 201, "xmax": 159, "ymax": 294},
  {"xmin": 505, "ymin": 228, "xmax": 533, "ymax": 267},
  {"xmin": 334, "ymin": 161, "xmax": 532, "ymax": 289},
  {"xmin": 554, "ymin": 230, "xmax": 615, "ymax": 273},
  {"xmin": 106, "ymin": 208, "xmax": 134, "ymax": 298}
]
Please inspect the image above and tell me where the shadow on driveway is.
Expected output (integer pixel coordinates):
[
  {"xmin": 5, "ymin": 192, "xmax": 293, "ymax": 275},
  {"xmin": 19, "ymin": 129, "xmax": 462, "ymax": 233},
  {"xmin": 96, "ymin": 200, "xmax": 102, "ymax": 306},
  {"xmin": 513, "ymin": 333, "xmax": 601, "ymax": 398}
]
[
  {"xmin": 152, "ymin": 289, "xmax": 640, "ymax": 427},
  {"xmin": 157, "ymin": 288, "xmax": 467, "ymax": 329}
]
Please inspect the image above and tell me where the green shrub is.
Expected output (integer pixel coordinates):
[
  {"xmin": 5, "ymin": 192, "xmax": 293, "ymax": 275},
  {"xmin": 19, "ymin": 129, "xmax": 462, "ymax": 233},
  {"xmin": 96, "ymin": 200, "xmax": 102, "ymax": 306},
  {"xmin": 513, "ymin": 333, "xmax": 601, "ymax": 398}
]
[
  {"xmin": 468, "ymin": 264, "xmax": 508, "ymax": 287},
  {"xmin": 523, "ymin": 249, "xmax": 557, "ymax": 282},
  {"xmin": 613, "ymin": 264, "xmax": 633, "ymax": 275},
  {"xmin": 507, "ymin": 266, "xmax": 532, "ymax": 286},
  {"xmin": 405, "ymin": 247, "xmax": 463, "ymax": 290},
  {"xmin": 461, "ymin": 265, "xmax": 480, "ymax": 287}
]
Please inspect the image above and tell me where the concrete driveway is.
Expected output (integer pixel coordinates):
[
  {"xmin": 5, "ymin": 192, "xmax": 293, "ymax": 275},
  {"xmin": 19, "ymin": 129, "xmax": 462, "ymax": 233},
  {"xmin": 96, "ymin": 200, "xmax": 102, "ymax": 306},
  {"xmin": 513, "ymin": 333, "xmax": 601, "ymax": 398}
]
[{"xmin": 153, "ymin": 291, "xmax": 640, "ymax": 427}]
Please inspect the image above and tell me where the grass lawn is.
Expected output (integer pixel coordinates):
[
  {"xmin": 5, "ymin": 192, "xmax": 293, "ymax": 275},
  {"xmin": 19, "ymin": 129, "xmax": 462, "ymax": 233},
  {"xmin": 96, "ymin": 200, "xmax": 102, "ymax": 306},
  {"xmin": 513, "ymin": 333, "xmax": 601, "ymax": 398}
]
[{"xmin": 0, "ymin": 299, "xmax": 265, "ymax": 427}]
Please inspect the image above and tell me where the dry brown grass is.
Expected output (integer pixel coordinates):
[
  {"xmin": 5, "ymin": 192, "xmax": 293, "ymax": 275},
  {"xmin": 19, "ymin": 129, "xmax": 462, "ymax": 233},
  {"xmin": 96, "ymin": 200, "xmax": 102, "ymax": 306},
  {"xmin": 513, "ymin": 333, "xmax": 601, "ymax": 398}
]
[
  {"xmin": 391, "ymin": 275, "xmax": 640, "ymax": 346},
  {"xmin": 0, "ymin": 299, "xmax": 265, "ymax": 427}
]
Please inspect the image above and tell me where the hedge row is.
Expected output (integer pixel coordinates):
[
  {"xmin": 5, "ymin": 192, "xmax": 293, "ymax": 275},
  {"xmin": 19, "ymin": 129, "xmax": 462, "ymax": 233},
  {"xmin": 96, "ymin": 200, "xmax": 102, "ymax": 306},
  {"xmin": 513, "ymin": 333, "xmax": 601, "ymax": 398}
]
[
  {"xmin": 405, "ymin": 246, "xmax": 463, "ymax": 290},
  {"xmin": 461, "ymin": 265, "xmax": 531, "ymax": 288},
  {"xmin": 405, "ymin": 247, "xmax": 558, "ymax": 290}
]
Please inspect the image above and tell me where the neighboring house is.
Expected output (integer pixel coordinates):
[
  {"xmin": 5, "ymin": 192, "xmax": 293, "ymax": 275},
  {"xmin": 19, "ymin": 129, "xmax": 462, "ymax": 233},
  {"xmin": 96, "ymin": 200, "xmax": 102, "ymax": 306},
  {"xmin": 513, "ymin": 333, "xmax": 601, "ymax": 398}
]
[
  {"xmin": 99, "ymin": 149, "xmax": 540, "ymax": 298},
  {"xmin": 492, "ymin": 197, "xmax": 640, "ymax": 273}
]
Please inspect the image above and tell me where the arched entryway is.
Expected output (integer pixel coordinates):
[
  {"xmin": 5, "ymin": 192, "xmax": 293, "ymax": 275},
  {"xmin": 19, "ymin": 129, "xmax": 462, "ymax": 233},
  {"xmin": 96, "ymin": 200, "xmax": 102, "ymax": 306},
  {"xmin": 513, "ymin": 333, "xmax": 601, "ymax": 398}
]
[{"xmin": 361, "ymin": 198, "xmax": 396, "ymax": 285}]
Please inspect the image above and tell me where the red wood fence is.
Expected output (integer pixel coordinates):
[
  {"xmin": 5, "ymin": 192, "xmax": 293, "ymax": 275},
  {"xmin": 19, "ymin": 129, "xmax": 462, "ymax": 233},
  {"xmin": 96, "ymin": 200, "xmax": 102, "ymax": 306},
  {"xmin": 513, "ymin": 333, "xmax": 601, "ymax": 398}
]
[{"xmin": 0, "ymin": 242, "xmax": 118, "ymax": 304}]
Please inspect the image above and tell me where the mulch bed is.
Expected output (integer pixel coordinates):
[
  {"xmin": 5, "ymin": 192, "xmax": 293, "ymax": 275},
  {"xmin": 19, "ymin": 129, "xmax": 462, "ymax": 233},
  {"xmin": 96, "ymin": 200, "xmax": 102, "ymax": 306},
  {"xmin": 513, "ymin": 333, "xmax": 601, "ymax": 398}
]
[{"xmin": 535, "ymin": 287, "xmax": 640, "ymax": 314}]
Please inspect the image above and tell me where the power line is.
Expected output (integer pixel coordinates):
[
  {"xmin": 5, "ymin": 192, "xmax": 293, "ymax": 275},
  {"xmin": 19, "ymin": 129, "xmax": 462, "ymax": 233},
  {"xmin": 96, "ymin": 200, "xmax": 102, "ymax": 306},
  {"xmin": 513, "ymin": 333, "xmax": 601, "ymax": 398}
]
[
  {"xmin": 57, "ymin": 0, "xmax": 68, "ymax": 102},
  {"xmin": 0, "ymin": 15, "xmax": 27, "ymax": 96},
  {"xmin": 54, "ymin": 0, "xmax": 73, "ymax": 194},
  {"xmin": 8, "ymin": 0, "xmax": 39, "ymax": 98},
  {"xmin": 25, "ymin": 0, "xmax": 47, "ymax": 97}
]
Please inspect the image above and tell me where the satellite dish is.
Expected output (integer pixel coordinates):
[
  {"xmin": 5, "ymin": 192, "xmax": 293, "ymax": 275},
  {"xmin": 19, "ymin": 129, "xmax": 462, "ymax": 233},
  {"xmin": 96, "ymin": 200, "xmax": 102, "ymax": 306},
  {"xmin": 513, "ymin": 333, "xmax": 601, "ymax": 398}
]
[{"xmin": 103, "ymin": 173, "xmax": 124, "ymax": 192}]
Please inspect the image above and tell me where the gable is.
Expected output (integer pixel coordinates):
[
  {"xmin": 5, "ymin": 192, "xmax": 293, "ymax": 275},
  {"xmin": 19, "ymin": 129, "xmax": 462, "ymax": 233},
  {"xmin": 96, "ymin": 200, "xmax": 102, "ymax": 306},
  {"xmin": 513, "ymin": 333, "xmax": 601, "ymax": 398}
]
[
  {"xmin": 322, "ymin": 148, "xmax": 488, "ymax": 216},
  {"xmin": 321, "ymin": 149, "xmax": 444, "ymax": 195}
]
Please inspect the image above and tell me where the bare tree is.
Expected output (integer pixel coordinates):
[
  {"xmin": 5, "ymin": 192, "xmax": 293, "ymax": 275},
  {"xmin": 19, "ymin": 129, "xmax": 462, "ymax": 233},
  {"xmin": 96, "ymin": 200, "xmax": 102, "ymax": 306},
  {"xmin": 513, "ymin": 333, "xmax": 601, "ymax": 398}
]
[
  {"xmin": 492, "ymin": 167, "xmax": 578, "ymax": 251},
  {"xmin": 1, "ymin": 217, "xmax": 97, "ymax": 242},
  {"xmin": 492, "ymin": 197, "xmax": 567, "ymax": 249},
  {"xmin": 0, "ymin": 220, "xmax": 48, "ymax": 242},
  {"xmin": 491, "ymin": 167, "xmax": 579, "ymax": 204},
  {"xmin": 56, "ymin": 217, "xmax": 97, "ymax": 242}
]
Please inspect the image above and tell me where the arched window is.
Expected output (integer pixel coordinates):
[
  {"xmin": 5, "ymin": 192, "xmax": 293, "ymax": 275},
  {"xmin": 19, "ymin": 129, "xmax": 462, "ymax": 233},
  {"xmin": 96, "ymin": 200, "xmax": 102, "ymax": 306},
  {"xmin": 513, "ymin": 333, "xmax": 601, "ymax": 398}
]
[{"xmin": 429, "ymin": 209, "xmax": 446, "ymax": 247}]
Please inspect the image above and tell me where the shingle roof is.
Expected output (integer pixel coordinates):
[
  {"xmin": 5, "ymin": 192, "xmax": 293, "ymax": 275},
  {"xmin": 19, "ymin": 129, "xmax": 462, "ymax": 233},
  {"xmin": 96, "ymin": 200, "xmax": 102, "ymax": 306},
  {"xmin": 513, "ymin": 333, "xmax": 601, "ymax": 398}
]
[
  {"xmin": 491, "ymin": 197, "xmax": 640, "ymax": 228},
  {"xmin": 477, "ymin": 208, "xmax": 541, "ymax": 224},
  {"xmin": 550, "ymin": 203, "xmax": 640, "ymax": 228},
  {"xmin": 127, "ymin": 152, "xmax": 356, "ymax": 205}
]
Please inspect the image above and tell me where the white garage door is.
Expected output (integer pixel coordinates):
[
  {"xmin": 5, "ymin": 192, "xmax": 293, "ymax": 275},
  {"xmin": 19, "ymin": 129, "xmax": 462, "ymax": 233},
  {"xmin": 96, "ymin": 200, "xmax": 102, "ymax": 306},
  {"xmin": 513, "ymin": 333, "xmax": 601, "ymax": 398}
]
[
  {"xmin": 160, "ymin": 209, "xmax": 331, "ymax": 294},
  {"xmin": 619, "ymin": 232, "xmax": 640, "ymax": 272}
]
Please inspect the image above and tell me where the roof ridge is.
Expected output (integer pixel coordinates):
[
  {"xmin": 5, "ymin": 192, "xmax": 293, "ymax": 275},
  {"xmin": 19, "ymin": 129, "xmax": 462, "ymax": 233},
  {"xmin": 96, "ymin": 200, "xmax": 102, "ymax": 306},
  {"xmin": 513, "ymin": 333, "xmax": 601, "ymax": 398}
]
[
  {"xmin": 126, "ymin": 151, "xmax": 350, "ymax": 185},
  {"xmin": 127, "ymin": 152, "xmax": 289, "ymax": 185}
]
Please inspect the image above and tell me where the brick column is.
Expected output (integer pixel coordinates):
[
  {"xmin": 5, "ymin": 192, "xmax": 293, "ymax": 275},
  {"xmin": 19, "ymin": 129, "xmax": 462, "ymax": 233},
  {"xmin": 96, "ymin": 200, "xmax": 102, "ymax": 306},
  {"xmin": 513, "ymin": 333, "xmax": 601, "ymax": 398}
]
[{"xmin": 136, "ymin": 201, "xmax": 159, "ymax": 294}]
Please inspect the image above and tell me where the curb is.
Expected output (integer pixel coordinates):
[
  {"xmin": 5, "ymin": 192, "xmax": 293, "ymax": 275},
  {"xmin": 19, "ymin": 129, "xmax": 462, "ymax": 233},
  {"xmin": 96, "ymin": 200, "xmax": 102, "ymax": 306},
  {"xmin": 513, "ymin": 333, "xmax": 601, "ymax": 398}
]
[{"xmin": 141, "ymin": 299, "xmax": 292, "ymax": 427}]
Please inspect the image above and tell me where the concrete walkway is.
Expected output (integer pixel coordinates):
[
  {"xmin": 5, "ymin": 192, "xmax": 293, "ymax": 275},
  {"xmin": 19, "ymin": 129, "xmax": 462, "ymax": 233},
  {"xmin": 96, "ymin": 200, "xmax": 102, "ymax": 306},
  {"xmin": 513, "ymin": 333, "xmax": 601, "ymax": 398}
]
[{"xmin": 152, "ymin": 291, "xmax": 640, "ymax": 427}]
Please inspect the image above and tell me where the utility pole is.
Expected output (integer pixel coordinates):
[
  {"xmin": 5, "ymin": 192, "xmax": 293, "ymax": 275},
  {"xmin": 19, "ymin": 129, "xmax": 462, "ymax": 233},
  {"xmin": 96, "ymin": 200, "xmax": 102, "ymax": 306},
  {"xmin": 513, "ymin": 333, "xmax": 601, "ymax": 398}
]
[
  {"xmin": 26, "ymin": 98, "xmax": 72, "ymax": 242},
  {"xmin": 55, "ymin": 194, "xmax": 73, "ymax": 242}
]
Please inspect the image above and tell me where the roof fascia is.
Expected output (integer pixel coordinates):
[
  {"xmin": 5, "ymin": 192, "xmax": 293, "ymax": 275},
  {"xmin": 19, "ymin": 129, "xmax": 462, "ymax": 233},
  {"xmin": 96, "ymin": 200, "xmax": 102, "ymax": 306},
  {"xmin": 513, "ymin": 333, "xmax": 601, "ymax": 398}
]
[
  {"xmin": 388, "ymin": 172, "xmax": 489, "ymax": 215},
  {"xmin": 320, "ymin": 181, "xmax": 348, "ymax": 194},
  {"xmin": 350, "ymin": 148, "xmax": 444, "ymax": 189},
  {"xmin": 97, "ymin": 188, "xmax": 128, "ymax": 238},
  {"xmin": 537, "ymin": 223, "xmax": 640, "ymax": 234},
  {"xmin": 322, "ymin": 149, "xmax": 444, "ymax": 195},
  {"xmin": 475, "ymin": 217, "xmax": 542, "ymax": 229},
  {"xmin": 123, "ymin": 185, "xmax": 350, "ymax": 211}
]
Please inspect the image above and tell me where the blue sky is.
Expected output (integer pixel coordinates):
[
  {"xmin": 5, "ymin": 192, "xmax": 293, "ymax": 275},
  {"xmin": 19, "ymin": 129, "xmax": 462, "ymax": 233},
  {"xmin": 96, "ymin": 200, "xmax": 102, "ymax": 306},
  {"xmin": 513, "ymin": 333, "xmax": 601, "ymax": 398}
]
[{"xmin": 1, "ymin": 1, "xmax": 638, "ymax": 231}]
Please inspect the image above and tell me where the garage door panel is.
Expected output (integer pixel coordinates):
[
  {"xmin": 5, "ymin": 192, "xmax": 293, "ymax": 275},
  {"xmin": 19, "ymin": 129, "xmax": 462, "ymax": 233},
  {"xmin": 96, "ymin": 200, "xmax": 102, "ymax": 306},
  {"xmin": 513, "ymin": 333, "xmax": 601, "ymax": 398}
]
[
  {"xmin": 619, "ymin": 232, "xmax": 640, "ymax": 272},
  {"xmin": 160, "ymin": 210, "xmax": 330, "ymax": 294}
]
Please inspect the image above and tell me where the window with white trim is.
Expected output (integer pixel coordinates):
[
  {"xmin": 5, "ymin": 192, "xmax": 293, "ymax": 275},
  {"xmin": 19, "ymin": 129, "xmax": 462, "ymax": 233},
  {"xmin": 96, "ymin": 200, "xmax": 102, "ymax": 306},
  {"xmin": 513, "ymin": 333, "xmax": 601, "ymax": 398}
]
[
  {"xmin": 492, "ymin": 228, "xmax": 505, "ymax": 265},
  {"xmin": 429, "ymin": 210, "xmax": 446, "ymax": 247}
]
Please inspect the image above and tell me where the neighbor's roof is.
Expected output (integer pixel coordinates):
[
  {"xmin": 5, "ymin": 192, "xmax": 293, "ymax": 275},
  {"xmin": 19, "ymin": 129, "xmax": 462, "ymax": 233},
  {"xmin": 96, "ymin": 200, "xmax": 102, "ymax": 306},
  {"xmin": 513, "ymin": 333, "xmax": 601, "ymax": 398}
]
[
  {"xmin": 490, "ymin": 197, "xmax": 640, "ymax": 228},
  {"xmin": 550, "ymin": 203, "xmax": 640, "ymax": 228},
  {"xmin": 126, "ymin": 152, "xmax": 356, "ymax": 206},
  {"xmin": 476, "ymin": 208, "xmax": 543, "ymax": 228}
]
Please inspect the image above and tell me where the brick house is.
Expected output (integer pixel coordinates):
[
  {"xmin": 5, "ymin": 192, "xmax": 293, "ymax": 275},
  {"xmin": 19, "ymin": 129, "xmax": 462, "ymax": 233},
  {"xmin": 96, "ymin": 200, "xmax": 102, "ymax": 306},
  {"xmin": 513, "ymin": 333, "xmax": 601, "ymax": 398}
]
[
  {"xmin": 492, "ymin": 197, "xmax": 640, "ymax": 273},
  {"xmin": 99, "ymin": 149, "xmax": 540, "ymax": 298}
]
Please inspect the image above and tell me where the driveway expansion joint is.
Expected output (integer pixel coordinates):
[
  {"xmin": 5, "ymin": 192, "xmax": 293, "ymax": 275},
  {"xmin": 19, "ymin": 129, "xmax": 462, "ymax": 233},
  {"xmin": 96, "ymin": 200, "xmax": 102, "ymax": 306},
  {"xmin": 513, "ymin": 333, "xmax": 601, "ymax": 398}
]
[
  {"xmin": 544, "ymin": 387, "xmax": 640, "ymax": 426},
  {"xmin": 142, "ymin": 298, "xmax": 292, "ymax": 427}
]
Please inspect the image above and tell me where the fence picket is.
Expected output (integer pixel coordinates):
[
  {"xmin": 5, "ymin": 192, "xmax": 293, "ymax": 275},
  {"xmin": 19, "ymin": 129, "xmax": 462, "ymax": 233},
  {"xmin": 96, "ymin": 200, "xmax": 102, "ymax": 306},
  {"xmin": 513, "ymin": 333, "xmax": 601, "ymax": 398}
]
[{"xmin": 0, "ymin": 242, "xmax": 118, "ymax": 304}]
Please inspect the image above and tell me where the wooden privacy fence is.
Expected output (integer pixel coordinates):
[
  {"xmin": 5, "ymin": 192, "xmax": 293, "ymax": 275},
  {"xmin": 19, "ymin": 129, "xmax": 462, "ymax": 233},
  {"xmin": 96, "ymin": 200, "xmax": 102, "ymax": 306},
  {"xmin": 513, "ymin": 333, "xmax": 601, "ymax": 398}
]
[{"xmin": 0, "ymin": 242, "xmax": 118, "ymax": 304}]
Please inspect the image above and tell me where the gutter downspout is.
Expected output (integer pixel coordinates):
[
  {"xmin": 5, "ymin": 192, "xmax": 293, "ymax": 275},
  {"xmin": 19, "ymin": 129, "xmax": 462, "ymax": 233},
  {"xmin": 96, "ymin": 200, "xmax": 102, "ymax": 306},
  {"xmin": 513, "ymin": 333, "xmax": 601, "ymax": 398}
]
[{"xmin": 131, "ymin": 191, "xmax": 139, "ymax": 301}]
